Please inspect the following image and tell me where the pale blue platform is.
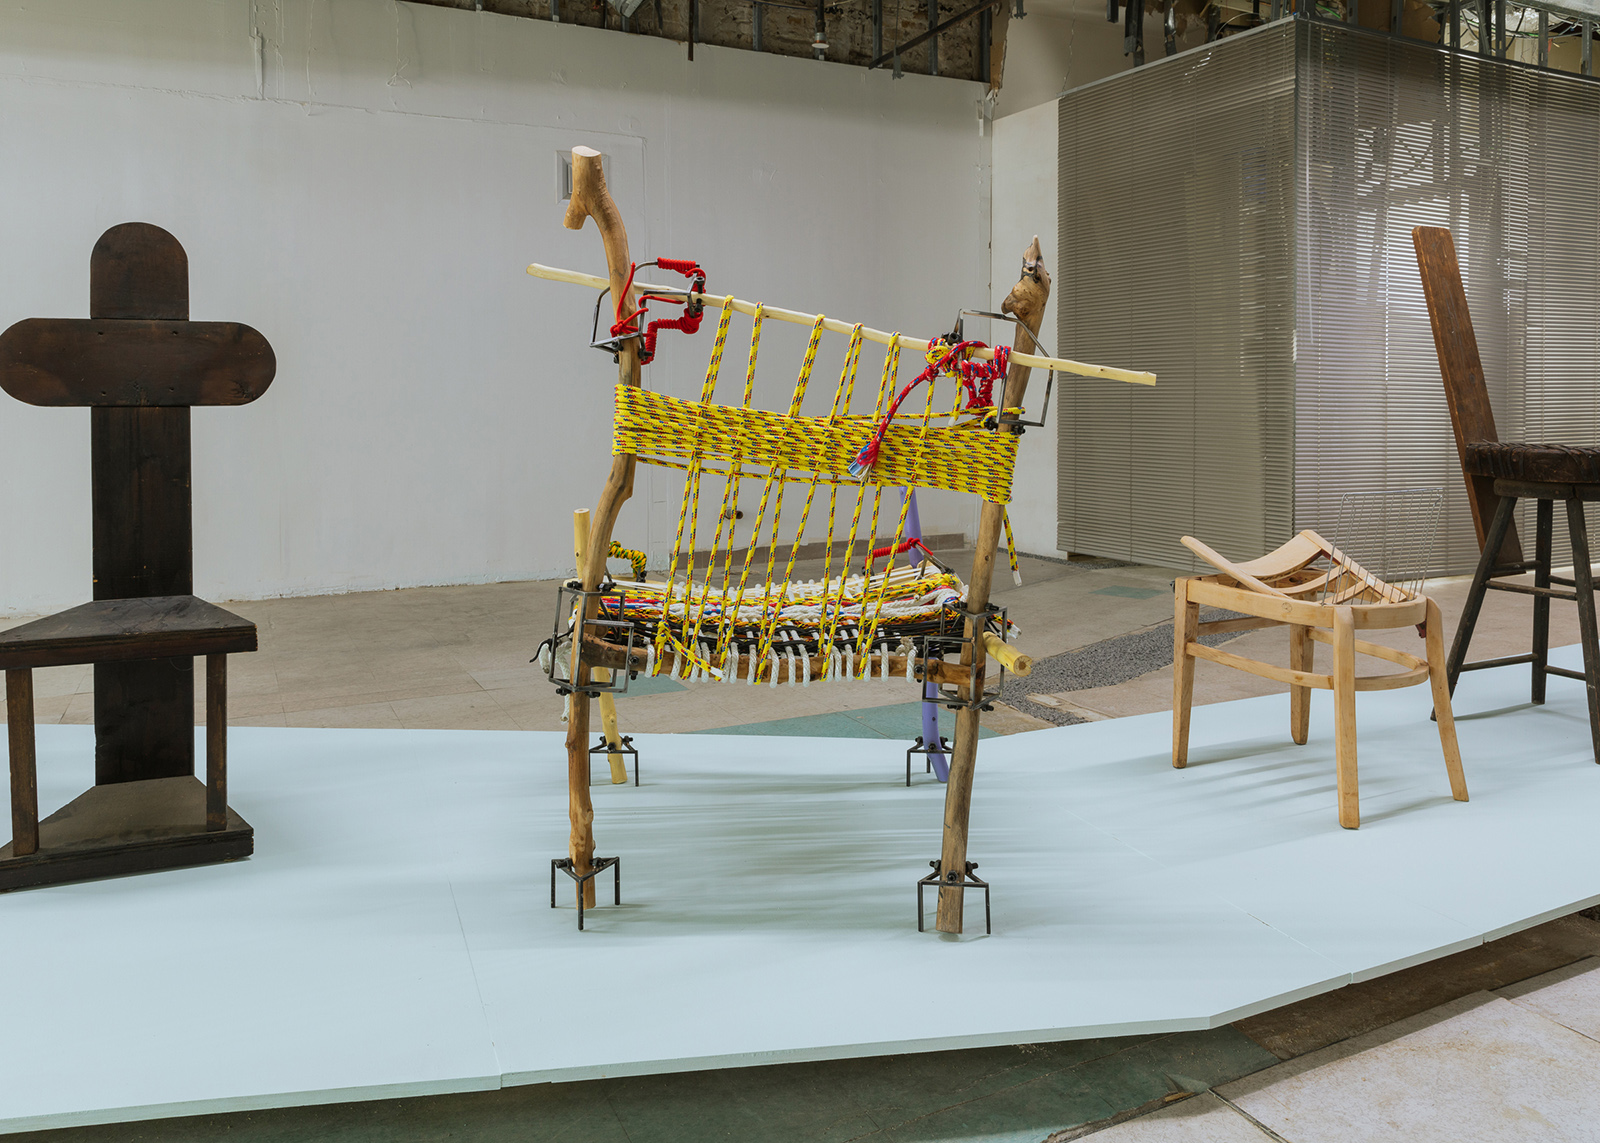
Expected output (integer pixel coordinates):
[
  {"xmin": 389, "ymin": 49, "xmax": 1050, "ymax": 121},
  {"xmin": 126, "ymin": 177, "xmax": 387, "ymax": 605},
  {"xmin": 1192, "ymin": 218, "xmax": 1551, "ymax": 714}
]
[{"xmin": 3, "ymin": 648, "xmax": 1599, "ymax": 1134}]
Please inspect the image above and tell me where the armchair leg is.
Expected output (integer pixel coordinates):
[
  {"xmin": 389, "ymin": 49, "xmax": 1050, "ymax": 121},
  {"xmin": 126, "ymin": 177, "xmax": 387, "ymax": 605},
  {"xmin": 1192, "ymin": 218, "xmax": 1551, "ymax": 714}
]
[
  {"xmin": 1332, "ymin": 606, "xmax": 1360, "ymax": 829},
  {"xmin": 1532, "ymin": 497, "xmax": 1553, "ymax": 704},
  {"xmin": 6, "ymin": 669, "xmax": 38, "ymax": 856},
  {"xmin": 1288, "ymin": 624, "xmax": 1311, "ymax": 746},
  {"xmin": 1173, "ymin": 585, "xmax": 1198, "ymax": 768},
  {"xmin": 1425, "ymin": 598, "xmax": 1468, "ymax": 802},
  {"xmin": 1566, "ymin": 500, "xmax": 1600, "ymax": 765},
  {"xmin": 205, "ymin": 654, "xmax": 227, "ymax": 831}
]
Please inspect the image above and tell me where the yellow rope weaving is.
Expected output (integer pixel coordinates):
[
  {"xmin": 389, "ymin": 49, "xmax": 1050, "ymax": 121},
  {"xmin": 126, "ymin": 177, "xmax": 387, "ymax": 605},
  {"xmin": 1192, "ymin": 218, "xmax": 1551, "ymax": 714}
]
[
  {"xmin": 614, "ymin": 300, "xmax": 1024, "ymax": 684},
  {"xmin": 614, "ymin": 389, "xmax": 1017, "ymax": 503}
]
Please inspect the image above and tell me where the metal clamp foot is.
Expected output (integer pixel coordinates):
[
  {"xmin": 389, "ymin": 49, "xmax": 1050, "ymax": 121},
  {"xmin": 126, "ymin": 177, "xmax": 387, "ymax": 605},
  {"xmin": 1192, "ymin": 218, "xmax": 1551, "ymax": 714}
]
[
  {"xmin": 905, "ymin": 735, "xmax": 951, "ymax": 786},
  {"xmin": 591, "ymin": 734, "xmax": 640, "ymax": 786},
  {"xmin": 916, "ymin": 859, "xmax": 990, "ymax": 934},
  {"xmin": 550, "ymin": 856, "xmax": 621, "ymax": 930}
]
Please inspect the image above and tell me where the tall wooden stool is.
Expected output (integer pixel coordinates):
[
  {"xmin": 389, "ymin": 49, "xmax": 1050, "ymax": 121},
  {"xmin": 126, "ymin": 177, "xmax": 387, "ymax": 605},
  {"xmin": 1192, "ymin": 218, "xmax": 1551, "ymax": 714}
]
[
  {"xmin": 0, "ymin": 223, "xmax": 276, "ymax": 890},
  {"xmin": 1412, "ymin": 226, "xmax": 1600, "ymax": 763},
  {"xmin": 1173, "ymin": 528, "xmax": 1467, "ymax": 829}
]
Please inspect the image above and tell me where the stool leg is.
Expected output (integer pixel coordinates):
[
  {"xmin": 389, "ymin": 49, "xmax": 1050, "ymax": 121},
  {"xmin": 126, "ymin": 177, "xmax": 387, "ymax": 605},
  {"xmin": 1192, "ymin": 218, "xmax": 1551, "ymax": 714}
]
[
  {"xmin": 1332, "ymin": 606, "xmax": 1359, "ymax": 829},
  {"xmin": 1289, "ymin": 624, "xmax": 1311, "ymax": 746},
  {"xmin": 205, "ymin": 655, "xmax": 228, "ymax": 831},
  {"xmin": 1532, "ymin": 498, "xmax": 1553, "ymax": 704},
  {"xmin": 6, "ymin": 669, "xmax": 38, "ymax": 856},
  {"xmin": 1448, "ymin": 492, "xmax": 1519, "ymax": 697},
  {"xmin": 1426, "ymin": 598, "xmax": 1469, "ymax": 802},
  {"xmin": 1173, "ymin": 584, "xmax": 1198, "ymax": 768},
  {"xmin": 1565, "ymin": 500, "xmax": 1600, "ymax": 765}
]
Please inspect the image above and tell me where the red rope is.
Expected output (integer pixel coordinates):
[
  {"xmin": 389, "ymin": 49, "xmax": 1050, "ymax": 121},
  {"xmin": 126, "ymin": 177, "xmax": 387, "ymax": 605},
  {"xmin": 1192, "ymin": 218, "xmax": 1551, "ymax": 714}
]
[
  {"xmin": 609, "ymin": 259, "xmax": 707, "ymax": 364},
  {"xmin": 848, "ymin": 340, "xmax": 1010, "ymax": 479},
  {"xmin": 864, "ymin": 536, "xmax": 938, "ymax": 572}
]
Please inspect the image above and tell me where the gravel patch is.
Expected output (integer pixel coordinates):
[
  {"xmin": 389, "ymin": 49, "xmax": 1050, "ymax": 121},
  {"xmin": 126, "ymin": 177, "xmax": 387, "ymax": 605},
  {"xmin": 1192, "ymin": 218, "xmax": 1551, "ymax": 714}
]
[{"xmin": 999, "ymin": 607, "xmax": 1246, "ymax": 726}]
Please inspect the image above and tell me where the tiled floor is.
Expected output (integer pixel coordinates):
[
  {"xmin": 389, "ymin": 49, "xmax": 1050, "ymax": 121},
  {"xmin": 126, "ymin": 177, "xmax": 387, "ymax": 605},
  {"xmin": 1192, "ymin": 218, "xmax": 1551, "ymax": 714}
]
[
  {"xmin": 1093, "ymin": 957, "xmax": 1600, "ymax": 1142},
  {"xmin": 6, "ymin": 552, "xmax": 1596, "ymax": 1142}
]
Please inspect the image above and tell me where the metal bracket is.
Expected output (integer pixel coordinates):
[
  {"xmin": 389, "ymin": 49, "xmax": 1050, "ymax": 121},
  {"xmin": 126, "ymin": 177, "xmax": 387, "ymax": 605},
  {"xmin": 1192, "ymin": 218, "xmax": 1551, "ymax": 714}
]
[
  {"xmin": 590, "ymin": 733, "xmax": 640, "ymax": 786},
  {"xmin": 918, "ymin": 602, "xmax": 1006, "ymax": 711},
  {"xmin": 551, "ymin": 857, "xmax": 621, "ymax": 931},
  {"xmin": 949, "ymin": 309, "xmax": 1053, "ymax": 431},
  {"xmin": 587, "ymin": 258, "xmax": 704, "ymax": 362},
  {"xmin": 917, "ymin": 859, "xmax": 991, "ymax": 934},
  {"xmin": 545, "ymin": 581, "xmax": 638, "ymax": 697}
]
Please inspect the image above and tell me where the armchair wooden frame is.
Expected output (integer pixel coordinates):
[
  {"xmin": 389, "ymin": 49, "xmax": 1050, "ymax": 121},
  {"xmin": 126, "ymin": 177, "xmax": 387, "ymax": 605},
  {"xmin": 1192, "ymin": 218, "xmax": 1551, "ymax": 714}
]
[{"xmin": 1173, "ymin": 530, "xmax": 1468, "ymax": 829}]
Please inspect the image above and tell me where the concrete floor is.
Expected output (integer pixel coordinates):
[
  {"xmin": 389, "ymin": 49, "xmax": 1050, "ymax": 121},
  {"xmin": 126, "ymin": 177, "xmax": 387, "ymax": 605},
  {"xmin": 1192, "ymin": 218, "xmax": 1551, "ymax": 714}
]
[{"xmin": 4, "ymin": 553, "xmax": 1597, "ymax": 1142}]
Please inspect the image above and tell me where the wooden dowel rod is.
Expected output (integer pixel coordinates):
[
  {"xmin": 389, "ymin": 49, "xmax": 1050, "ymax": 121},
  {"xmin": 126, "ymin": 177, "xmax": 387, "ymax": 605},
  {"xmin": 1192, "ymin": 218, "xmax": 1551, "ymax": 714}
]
[
  {"xmin": 980, "ymin": 632, "xmax": 1031, "ymax": 677},
  {"xmin": 526, "ymin": 263, "xmax": 1157, "ymax": 387},
  {"xmin": 6, "ymin": 669, "xmax": 38, "ymax": 856},
  {"xmin": 205, "ymin": 654, "xmax": 227, "ymax": 831}
]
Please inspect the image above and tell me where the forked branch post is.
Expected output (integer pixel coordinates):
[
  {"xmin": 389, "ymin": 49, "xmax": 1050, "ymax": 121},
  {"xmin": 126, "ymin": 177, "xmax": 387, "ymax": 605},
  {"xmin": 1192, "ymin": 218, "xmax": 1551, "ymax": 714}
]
[
  {"xmin": 934, "ymin": 236, "xmax": 1050, "ymax": 935},
  {"xmin": 562, "ymin": 147, "xmax": 643, "ymax": 909}
]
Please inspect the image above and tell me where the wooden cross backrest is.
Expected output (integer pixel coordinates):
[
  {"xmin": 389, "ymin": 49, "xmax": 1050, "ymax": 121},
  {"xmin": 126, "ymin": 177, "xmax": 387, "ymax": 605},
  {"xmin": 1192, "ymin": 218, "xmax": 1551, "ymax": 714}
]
[
  {"xmin": 0, "ymin": 223, "xmax": 275, "ymax": 784},
  {"xmin": 1411, "ymin": 226, "xmax": 1523, "ymax": 567},
  {"xmin": 0, "ymin": 223, "xmax": 276, "ymax": 601}
]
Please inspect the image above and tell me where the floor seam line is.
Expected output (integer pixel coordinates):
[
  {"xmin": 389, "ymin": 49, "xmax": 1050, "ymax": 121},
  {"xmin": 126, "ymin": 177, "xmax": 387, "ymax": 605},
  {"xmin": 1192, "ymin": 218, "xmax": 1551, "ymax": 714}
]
[
  {"xmin": 446, "ymin": 877, "xmax": 504, "ymax": 1086},
  {"xmin": 1212, "ymin": 1089, "xmax": 1296, "ymax": 1142}
]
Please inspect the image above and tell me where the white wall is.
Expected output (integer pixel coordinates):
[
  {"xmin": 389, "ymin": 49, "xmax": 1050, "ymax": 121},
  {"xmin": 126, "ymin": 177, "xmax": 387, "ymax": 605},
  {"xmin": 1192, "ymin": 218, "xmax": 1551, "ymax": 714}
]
[
  {"xmin": 0, "ymin": 0, "xmax": 993, "ymax": 615},
  {"xmin": 990, "ymin": 97, "xmax": 1061, "ymax": 558}
]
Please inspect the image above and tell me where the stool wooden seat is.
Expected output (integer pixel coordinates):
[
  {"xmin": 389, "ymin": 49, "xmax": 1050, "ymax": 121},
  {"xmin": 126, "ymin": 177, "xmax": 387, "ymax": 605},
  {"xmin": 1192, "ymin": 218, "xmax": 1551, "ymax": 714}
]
[
  {"xmin": 0, "ymin": 223, "xmax": 274, "ymax": 891},
  {"xmin": 1173, "ymin": 530, "xmax": 1467, "ymax": 829},
  {"xmin": 1464, "ymin": 443, "xmax": 1600, "ymax": 485},
  {"xmin": 0, "ymin": 597, "xmax": 256, "ymax": 669},
  {"xmin": 1413, "ymin": 227, "xmax": 1600, "ymax": 764}
]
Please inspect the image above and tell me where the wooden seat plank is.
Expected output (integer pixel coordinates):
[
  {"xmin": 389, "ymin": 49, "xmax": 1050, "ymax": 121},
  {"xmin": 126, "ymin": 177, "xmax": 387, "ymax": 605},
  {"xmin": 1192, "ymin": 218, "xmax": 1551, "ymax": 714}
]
[{"xmin": 0, "ymin": 595, "xmax": 255, "ymax": 669}]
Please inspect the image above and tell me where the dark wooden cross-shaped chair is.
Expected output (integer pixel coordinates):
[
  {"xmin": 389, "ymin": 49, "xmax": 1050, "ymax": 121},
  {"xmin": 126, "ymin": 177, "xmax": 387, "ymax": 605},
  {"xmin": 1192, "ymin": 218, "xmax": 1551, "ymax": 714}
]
[
  {"xmin": 1413, "ymin": 226, "xmax": 1600, "ymax": 763},
  {"xmin": 0, "ymin": 222, "xmax": 274, "ymax": 890}
]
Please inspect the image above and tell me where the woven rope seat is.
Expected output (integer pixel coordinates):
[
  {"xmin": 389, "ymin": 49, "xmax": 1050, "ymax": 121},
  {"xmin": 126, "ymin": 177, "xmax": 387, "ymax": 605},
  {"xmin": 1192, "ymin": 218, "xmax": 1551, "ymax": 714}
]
[{"xmin": 1462, "ymin": 442, "xmax": 1600, "ymax": 485}]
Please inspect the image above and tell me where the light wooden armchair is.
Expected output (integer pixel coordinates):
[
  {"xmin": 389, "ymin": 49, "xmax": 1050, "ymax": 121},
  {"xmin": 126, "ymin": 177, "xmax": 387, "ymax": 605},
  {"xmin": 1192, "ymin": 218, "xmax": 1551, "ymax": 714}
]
[{"xmin": 1172, "ymin": 529, "xmax": 1468, "ymax": 829}]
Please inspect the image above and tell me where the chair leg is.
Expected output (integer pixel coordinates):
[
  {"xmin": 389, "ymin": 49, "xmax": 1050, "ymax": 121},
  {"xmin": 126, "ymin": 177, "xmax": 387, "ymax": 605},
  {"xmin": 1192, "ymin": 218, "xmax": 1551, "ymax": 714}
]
[
  {"xmin": 1425, "ymin": 597, "xmax": 1469, "ymax": 802},
  {"xmin": 205, "ymin": 654, "xmax": 227, "ymax": 831},
  {"xmin": 1173, "ymin": 584, "xmax": 1198, "ymax": 768},
  {"xmin": 1289, "ymin": 624, "xmax": 1311, "ymax": 746},
  {"xmin": 1565, "ymin": 500, "xmax": 1600, "ymax": 765},
  {"xmin": 1532, "ymin": 497, "xmax": 1553, "ymax": 704},
  {"xmin": 1448, "ymin": 492, "xmax": 1519, "ymax": 698},
  {"xmin": 1332, "ymin": 606, "xmax": 1359, "ymax": 829},
  {"xmin": 6, "ymin": 669, "xmax": 38, "ymax": 856}
]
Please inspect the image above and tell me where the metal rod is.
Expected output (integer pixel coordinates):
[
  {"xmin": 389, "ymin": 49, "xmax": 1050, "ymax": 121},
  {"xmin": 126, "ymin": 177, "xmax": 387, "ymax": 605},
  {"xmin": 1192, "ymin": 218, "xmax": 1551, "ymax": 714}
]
[
  {"xmin": 1538, "ymin": 7, "xmax": 1548, "ymax": 66},
  {"xmin": 868, "ymin": 0, "xmax": 1001, "ymax": 69},
  {"xmin": 873, "ymin": 0, "xmax": 882, "ymax": 60},
  {"xmin": 1347, "ymin": 0, "xmax": 1357, "ymax": 25},
  {"xmin": 551, "ymin": 0, "xmax": 559, "ymax": 22},
  {"xmin": 1390, "ymin": 0, "xmax": 1400, "ymax": 34},
  {"xmin": 754, "ymin": 0, "xmax": 764, "ymax": 49},
  {"xmin": 929, "ymin": 0, "xmax": 939, "ymax": 74},
  {"xmin": 1449, "ymin": 0, "xmax": 1458, "ymax": 47},
  {"xmin": 1496, "ymin": 0, "xmax": 1505, "ymax": 55},
  {"xmin": 688, "ymin": 0, "xmax": 696, "ymax": 59},
  {"xmin": 1585, "ymin": 20, "xmax": 1594, "ymax": 75}
]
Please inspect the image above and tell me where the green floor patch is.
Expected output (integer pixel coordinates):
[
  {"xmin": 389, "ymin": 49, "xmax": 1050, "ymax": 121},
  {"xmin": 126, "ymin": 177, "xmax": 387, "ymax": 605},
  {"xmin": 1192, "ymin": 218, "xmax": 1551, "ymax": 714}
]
[
  {"xmin": 693, "ymin": 700, "xmax": 996, "ymax": 741},
  {"xmin": 1091, "ymin": 584, "xmax": 1167, "ymax": 600}
]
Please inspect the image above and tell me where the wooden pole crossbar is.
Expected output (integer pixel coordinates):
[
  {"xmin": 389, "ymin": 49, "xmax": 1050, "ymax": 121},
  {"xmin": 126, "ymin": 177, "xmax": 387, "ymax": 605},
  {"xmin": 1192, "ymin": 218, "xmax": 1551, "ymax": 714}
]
[{"xmin": 526, "ymin": 262, "xmax": 1156, "ymax": 388}]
